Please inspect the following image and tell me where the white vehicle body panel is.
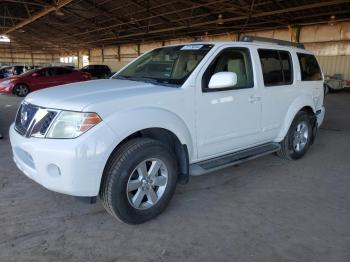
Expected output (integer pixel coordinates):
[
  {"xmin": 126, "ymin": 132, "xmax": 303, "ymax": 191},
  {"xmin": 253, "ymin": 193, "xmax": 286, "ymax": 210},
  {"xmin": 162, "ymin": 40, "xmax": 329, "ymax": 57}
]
[{"xmin": 9, "ymin": 41, "xmax": 326, "ymax": 197}]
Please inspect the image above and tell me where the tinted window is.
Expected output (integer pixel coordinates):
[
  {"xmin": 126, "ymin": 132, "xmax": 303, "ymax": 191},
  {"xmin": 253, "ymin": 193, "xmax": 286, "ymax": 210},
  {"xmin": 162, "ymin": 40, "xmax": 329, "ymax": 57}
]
[
  {"xmin": 297, "ymin": 53, "xmax": 322, "ymax": 81},
  {"xmin": 202, "ymin": 48, "xmax": 253, "ymax": 91},
  {"xmin": 279, "ymin": 51, "xmax": 292, "ymax": 83},
  {"xmin": 55, "ymin": 67, "xmax": 73, "ymax": 75},
  {"xmin": 13, "ymin": 66, "xmax": 25, "ymax": 75},
  {"xmin": 258, "ymin": 49, "xmax": 293, "ymax": 86},
  {"xmin": 38, "ymin": 68, "xmax": 55, "ymax": 77}
]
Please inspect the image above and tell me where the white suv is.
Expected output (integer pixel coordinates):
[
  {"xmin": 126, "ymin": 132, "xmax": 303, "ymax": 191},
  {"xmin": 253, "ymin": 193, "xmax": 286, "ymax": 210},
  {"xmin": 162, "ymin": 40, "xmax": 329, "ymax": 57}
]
[{"xmin": 10, "ymin": 37, "xmax": 325, "ymax": 224}]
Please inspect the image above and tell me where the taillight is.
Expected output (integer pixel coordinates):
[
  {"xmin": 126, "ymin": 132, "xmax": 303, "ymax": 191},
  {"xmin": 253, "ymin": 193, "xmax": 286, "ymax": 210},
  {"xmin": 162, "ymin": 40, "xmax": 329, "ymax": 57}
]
[{"xmin": 82, "ymin": 72, "xmax": 91, "ymax": 80}]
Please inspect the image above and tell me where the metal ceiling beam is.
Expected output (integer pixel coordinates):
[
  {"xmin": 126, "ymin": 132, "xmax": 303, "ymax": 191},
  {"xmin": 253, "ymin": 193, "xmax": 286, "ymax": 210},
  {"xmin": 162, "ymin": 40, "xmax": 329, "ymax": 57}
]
[
  {"xmin": 59, "ymin": 0, "xmax": 228, "ymax": 40},
  {"xmin": 83, "ymin": 0, "xmax": 350, "ymax": 44},
  {"xmin": 1, "ymin": 0, "xmax": 46, "ymax": 6},
  {"xmin": 3, "ymin": 0, "xmax": 75, "ymax": 34}
]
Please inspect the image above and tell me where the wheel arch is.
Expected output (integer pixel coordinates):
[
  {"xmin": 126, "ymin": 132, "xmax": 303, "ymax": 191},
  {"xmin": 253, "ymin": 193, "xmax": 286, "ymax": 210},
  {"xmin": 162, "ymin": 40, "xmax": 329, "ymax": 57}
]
[
  {"xmin": 101, "ymin": 127, "xmax": 190, "ymax": 194},
  {"xmin": 276, "ymin": 96, "xmax": 316, "ymax": 141},
  {"xmin": 12, "ymin": 83, "xmax": 30, "ymax": 94}
]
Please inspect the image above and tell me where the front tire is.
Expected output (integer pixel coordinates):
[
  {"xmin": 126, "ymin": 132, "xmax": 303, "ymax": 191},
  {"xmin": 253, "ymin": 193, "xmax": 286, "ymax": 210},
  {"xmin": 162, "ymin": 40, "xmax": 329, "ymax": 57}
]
[
  {"xmin": 278, "ymin": 111, "xmax": 313, "ymax": 160},
  {"xmin": 13, "ymin": 84, "xmax": 29, "ymax": 97},
  {"xmin": 100, "ymin": 138, "xmax": 178, "ymax": 224}
]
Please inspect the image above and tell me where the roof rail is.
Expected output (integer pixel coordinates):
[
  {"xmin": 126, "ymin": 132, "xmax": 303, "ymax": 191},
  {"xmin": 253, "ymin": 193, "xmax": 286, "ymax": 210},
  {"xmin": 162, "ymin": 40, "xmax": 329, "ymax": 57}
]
[{"xmin": 240, "ymin": 35, "xmax": 305, "ymax": 49}]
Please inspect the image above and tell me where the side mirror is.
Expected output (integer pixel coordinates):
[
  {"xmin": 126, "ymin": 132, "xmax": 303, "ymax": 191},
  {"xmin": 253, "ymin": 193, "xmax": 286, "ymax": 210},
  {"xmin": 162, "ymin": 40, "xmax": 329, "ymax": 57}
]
[
  {"xmin": 208, "ymin": 72, "xmax": 237, "ymax": 89},
  {"xmin": 31, "ymin": 72, "xmax": 39, "ymax": 77}
]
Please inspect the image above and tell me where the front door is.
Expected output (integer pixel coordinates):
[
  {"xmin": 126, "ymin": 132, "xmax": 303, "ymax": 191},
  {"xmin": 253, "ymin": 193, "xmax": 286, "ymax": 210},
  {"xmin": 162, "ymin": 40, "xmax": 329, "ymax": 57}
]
[
  {"xmin": 195, "ymin": 47, "xmax": 262, "ymax": 159},
  {"xmin": 30, "ymin": 68, "xmax": 56, "ymax": 91}
]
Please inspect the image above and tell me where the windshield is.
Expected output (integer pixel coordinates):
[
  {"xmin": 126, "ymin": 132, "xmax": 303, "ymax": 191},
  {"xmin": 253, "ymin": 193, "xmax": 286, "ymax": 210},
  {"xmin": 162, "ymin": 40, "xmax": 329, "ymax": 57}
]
[
  {"xmin": 21, "ymin": 68, "xmax": 39, "ymax": 77},
  {"xmin": 113, "ymin": 44, "xmax": 213, "ymax": 86}
]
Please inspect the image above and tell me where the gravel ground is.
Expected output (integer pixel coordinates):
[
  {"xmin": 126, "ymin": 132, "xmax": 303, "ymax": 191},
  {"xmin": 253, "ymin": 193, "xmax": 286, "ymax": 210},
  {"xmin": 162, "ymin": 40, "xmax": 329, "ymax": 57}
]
[{"xmin": 0, "ymin": 91, "xmax": 349, "ymax": 262}]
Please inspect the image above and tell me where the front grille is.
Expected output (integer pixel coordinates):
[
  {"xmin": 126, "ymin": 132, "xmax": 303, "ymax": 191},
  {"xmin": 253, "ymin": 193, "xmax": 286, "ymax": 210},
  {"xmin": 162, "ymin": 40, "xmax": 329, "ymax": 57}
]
[
  {"xmin": 40, "ymin": 111, "xmax": 57, "ymax": 135},
  {"xmin": 15, "ymin": 103, "xmax": 39, "ymax": 136},
  {"xmin": 14, "ymin": 103, "xmax": 58, "ymax": 137},
  {"xmin": 31, "ymin": 110, "xmax": 57, "ymax": 137}
]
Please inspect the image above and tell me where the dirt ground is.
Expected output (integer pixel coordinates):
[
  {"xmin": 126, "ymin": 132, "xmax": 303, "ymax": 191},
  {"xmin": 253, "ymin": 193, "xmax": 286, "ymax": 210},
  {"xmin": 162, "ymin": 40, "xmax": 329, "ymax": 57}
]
[{"xmin": 0, "ymin": 91, "xmax": 349, "ymax": 262}]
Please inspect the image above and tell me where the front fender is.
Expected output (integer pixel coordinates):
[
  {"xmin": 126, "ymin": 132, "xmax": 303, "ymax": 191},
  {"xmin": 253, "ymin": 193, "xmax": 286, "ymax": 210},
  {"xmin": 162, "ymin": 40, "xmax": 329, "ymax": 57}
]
[
  {"xmin": 104, "ymin": 107, "xmax": 195, "ymax": 159},
  {"xmin": 276, "ymin": 95, "xmax": 316, "ymax": 141}
]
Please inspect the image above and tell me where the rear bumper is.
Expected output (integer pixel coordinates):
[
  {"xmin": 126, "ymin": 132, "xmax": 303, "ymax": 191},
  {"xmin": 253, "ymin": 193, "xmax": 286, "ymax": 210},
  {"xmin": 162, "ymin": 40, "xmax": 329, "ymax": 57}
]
[{"xmin": 9, "ymin": 122, "xmax": 117, "ymax": 197}]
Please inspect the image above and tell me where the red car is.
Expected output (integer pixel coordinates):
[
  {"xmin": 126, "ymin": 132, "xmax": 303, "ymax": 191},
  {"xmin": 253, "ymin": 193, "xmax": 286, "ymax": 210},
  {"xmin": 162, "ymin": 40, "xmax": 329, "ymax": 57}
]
[{"xmin": 0, "ymin": 67, "xmax": 91, "ymax": 97}]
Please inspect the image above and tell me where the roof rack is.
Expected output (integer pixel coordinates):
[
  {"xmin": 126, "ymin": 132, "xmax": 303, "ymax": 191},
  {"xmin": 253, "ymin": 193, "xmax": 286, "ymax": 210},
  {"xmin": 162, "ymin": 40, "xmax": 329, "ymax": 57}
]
[{"xmin": 240, "ymin": 35, "xmax": 305, "ymax": 49}]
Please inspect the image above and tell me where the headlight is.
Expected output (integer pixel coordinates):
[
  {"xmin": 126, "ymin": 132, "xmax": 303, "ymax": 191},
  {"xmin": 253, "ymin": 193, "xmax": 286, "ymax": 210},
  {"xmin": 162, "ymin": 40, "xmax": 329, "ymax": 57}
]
[
  {"xmin": 1, "ymin": 79, "xmax": 13, "ymax": 86},
  {"xmin": 46, "ymin": 111, "xmax": 102, "ymax": 139}
]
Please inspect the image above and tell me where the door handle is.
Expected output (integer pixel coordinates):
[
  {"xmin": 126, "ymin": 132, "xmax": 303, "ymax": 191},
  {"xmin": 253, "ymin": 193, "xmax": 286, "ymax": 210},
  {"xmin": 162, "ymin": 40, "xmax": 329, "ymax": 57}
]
[{"xmin": 248, "ymin": 95, "xmax": 261, "ymax": 103}]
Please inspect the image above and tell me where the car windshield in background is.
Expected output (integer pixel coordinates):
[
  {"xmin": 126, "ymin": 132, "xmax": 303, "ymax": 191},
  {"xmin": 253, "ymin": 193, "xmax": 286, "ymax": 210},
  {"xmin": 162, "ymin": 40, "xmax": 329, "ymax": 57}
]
[
  {"xmin": 21, "ymin": 69, "xmax": 39, "ymax": 77},
  {"xmin": 114, "ymin": 44, "xmax": 213, "ymax": 86}
]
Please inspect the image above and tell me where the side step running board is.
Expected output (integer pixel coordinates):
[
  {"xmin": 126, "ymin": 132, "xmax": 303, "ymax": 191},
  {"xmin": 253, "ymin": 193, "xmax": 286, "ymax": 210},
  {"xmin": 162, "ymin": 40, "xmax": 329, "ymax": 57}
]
[{"xmin": 190, "ymin": 143, "xmax": 281, "ymax": 176}]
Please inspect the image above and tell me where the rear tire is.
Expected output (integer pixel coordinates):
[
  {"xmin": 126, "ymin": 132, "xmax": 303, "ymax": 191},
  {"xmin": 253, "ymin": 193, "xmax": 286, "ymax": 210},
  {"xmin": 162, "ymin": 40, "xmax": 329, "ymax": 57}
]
[
  {"xmin": 278, "ymin": 111, "xmax": 313, "ymax": 160},
  {"xmin": 100, "ymin": 138, "xmax": 178, "ymax": 224},
  {"xmin": 13, "ymin": 84, "xmax": 29, "ymax": 97}
]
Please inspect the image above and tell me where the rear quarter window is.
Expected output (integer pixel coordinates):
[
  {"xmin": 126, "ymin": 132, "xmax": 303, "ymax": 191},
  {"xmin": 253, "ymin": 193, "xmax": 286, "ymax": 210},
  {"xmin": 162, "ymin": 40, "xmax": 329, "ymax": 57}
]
[
  {"xmin": 258, "ymin": 49, "xmax": 293, "ymax": 86},
  {"xmin": 297, "ymin": 53, "xmax": 322, "ymax": 81},
  {"xmin": 55, "ymin": 68, "xmax": 73, "ymax": 75}
]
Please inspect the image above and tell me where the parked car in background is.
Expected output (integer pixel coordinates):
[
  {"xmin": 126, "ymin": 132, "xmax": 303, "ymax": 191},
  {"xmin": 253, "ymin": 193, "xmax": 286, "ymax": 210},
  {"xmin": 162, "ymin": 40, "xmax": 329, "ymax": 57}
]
[
  {"xmin": 81, "ymin": 64, "xmax": 112, "ymax": 79},
  {"xmin": 12, "ymin": 65, "xmax": 29, "ymax": 76},
  {"xmin": 0, "ymin": 65, "xmax": 34, "ymax": 79},
  {"xmin": 27, "ymin": 65, "xmax": 41, "ymax": 71},
  {"xmin": 0, "ymin": 66, "xmax": 12, "ymax": 79},
  {"xmin": 0, "ymin": 66, "xmax": 91, "ymax": 97},
  {"xmin": 324, "ymin": 74, "xmax": 350, "ymax": 92}
]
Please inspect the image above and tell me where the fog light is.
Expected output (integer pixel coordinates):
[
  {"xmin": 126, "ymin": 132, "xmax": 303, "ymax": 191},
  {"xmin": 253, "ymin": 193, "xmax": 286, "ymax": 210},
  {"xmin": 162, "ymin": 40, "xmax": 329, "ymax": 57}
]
[{"xmin": 47, "ymin": 164, "xmax": 61, "ymax": 178}]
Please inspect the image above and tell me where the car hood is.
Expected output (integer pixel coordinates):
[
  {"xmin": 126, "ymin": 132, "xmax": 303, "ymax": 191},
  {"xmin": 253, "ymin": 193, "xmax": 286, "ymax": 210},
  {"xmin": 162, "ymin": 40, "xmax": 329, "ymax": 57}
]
[
  {"xmin": 0, "ymin": 75, "xmax": 18, "ymax": 82},
  {"xmin": 25, "ymin": 79, "xmax": 174, "ymax": 111}
]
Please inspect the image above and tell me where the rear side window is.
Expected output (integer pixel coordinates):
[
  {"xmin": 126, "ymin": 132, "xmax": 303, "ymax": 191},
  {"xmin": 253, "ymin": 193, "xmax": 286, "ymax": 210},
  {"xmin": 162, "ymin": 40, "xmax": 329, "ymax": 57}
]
[
  {"xmin": 280, "ymin": 51, "xmax": 292, "ymax": 83},
  {"xmin": 297, "ymin": 53, "xmax": 322, "ymax": 81},
  {"xmin": 258, "ymin": 49, "xmax": 293, "ymax": 86},
  {"xmin": 39, "ymin": 68, "xmax": 55, "ymax": 77},
  {"xmin": 55, "ymin": 67, "xmax": 73, "ymax": 75}
]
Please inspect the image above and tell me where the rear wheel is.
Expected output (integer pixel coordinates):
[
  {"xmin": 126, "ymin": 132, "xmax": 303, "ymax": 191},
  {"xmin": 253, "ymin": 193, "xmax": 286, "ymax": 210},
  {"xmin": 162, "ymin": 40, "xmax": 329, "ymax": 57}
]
[
  {"xmin": 13, "ymin": 84, "xmax": 29, "ymax": 97},
  {"xmin": 278, "ymin": 111, "xmax": 313, "ymax": 160},
  {"xmin": 100, "ymin": 138, "xmax": 178, "ymax": 224}
]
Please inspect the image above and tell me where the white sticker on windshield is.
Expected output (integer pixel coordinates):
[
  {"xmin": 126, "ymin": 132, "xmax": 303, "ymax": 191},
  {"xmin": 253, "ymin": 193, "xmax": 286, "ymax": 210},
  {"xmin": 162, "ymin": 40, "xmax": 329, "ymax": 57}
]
[{"xmin": 181, "ymin": 45, "xmax": 203, "ymax": 50}]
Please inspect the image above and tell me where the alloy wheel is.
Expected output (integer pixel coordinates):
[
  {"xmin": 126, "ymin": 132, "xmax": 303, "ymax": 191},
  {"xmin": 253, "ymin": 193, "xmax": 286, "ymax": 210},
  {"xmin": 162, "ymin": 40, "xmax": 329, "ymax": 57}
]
[
  {"xmin": 126, "ymin": 158, "xmax": 168, "ymax": 210},
  {"xmin": 293, "ymin": 121, "xmax": 309, "ymax": 152},
  {"xmin": 15, "ymin": 85, "xmax": 28, "ymax": 97}
]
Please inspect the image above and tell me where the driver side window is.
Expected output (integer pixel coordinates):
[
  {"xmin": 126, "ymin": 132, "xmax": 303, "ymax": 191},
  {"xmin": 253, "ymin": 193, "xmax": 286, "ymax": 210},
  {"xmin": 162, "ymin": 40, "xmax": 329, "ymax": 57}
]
[
  {"xmin": 202, "ymin": 47, "xmax": 253, "ymax": 91},
  {"xmin": 38, "ymin": 68, "xmax": 54, "ymax": 77}
]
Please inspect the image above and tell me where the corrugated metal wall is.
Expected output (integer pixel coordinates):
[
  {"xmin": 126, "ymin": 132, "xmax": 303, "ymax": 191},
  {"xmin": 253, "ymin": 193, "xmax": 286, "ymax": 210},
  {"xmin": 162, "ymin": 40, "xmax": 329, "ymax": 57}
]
[
  {"xmin": 317, "ymin": 55, "xmax": 350, "ymax": 80},
  {"xmin": 2, "ymin": 21, "xmax": 350, "ymax": 75},
  {"xmin": 0, "ymin": 47, "xmax": 60, "ymax": 66}
]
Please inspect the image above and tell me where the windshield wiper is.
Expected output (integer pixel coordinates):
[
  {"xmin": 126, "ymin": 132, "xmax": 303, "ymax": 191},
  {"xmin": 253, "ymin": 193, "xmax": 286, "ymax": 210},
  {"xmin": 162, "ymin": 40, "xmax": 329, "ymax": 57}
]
[
  {"xmin": 115, "ymin": 75, "xmax": 160, "ymax": 84},
  {"xmin": 114, "ymin": 75, "xmax": 179, "ymax": 87}
]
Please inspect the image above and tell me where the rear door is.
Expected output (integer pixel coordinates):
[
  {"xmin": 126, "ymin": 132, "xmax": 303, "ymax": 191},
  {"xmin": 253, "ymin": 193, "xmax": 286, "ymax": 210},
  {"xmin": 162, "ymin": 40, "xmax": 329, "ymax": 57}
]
[
  {"xmin": 30, "ymin": 68, "xmax": 56, "ymax": 90},
  {"xmin": 53, "ymin": 67, "xmax": 75, "ymax": 85},
  {"xmin": 257, "ymin": 48, "xmax": 297, "ymax": 142}
]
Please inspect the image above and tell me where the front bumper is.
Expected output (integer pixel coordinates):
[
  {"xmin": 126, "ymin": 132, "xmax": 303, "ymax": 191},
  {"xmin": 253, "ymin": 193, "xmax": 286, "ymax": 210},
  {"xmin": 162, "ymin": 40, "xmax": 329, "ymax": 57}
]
[
  {"xmin": 9, "ymin": 122, "xmax": 117, "ymax": 197},
  {"xmin": 0, "ymin": 85, "xmax": 13, "ymax": 94}
]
